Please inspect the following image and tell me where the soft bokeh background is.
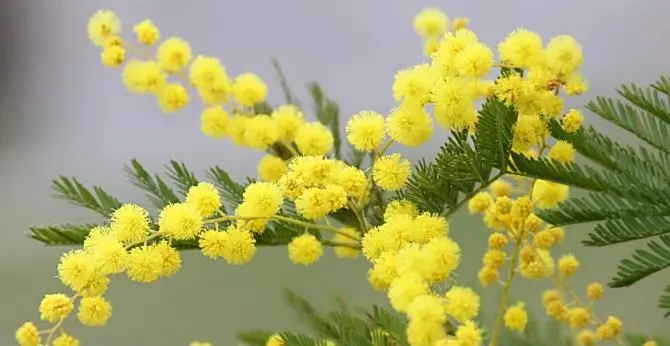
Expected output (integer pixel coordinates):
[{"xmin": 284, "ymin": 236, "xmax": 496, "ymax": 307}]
[{"xmin": 1, "ymin": 0, "xmax": 669, "ymax": 345}]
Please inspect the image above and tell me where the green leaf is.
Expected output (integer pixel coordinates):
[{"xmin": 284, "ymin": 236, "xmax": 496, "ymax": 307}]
[
  {"xmin": 28, "ymin": 224, "xmax": 96, "ymax": 245},
  {"xmin": 325, "ymin": 310, "xmax": 371, "ymax": 345},
  {"xmin": 475, "ymin": 98, "xmax": 517, "ymax": 171},
  {"xmin": 308, "ymin": 82, "xmax": 342, "ymax": 159},
  {"xmin": 609, "ymin": 235, "xmax": 670, "ymax": 288},
  {"xmin": 365, "ymin": 306, "xmax": 408, "ymax": 346},
  {"xmin": 583, "ymin": 216, "xmax": 670, "ymax": 247},
  {"xmin": 271, "ymin": 58, "xmax": 301, "ymax": 107},
  {"xmin": 278, "ymin": 332, "xmax": 320, "ymax": 346},
  {"xmin": 124, "ymin": 159, "xmax": 180, "ymax": 209},
  {"xmin": 659, "ymin": 284, "xmax": 670, "ymax": 318},
  {"xmin": 283, "ymin": 290, "xmax": 338, "ymax": 339},
  {"xmin": 165, "ymin": 160, "xmax": 199, "ymax": 197},
  {"xmin": 586, "ymin": 95, "xmax": 670, "ymax": 153},
  {"xmin": 550, "ymin": 121, "xmax": 670, "ymax": 184},
  {"xmin": 236, "ymin": 329, "xmax": 274, "ymax": 346},
  {"xmin": 52, "ymin": 176, "xmax": 122, "ymax": 217},
  {"xmin": 206, "ymin": 165, "xmax": 246, "ymax": 213},
  {"xmin": 617, "ymin": 82, "xmax": 670, "ymax": 125},
  {"xmin": 538, "ymin": 192, "xmax": 667, "ymax": 227}
]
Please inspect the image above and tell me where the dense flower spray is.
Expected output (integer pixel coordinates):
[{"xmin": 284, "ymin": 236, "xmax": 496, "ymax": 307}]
[{"xmin": 16, "ymin": 7, "xmax": 656, "ymax": 346}]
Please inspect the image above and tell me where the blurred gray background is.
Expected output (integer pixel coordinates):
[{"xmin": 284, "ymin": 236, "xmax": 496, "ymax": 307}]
[{"xmin": 1, "ymin": 0, "xmax": 669, "ymax": 345}]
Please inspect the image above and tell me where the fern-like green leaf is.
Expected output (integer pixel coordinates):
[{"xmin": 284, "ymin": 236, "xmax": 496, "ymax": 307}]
[
  {"xmin": 586, "ymin": 95, "xmax": 670, "ymax": 153},
  {"xmin": 309, "ymin": 82, "xmax": 342, "ymax": 159},
  {"xmin": 279, "ymin": 332, "xmax": 320, "ymax": 346},
  {"xmin": 550, "ymin": 121, "xmax": 670, "ymax": 184},
  {"xmin": 165, "ymin": 160, "xmax": 199, "ymax": 197},
  {"xmin": 52, "ymin": 176, "xmax": 122, "ymax": 217},
  {"xmin": 326, "ymin": 311, "xmax": 371, "ymax": 345},
  {"xmin": 475, "ymin": 98, "xmax": 517, "ymax": 171},
  {"xmin": 124, "ymin": 159, "xmax": 180, "ymax": 209},
  {"xmin": 283, "ymin": 290, "xmax": 339, "ymax": 339},
  {"xmin": 366, "ymin": 306, "xmax": 408, "ymax": 346},
  {"xmin": 584, "ymin": 216, "xmax": 670, "ymax": 247},
  {"xmin": 618, "ymin": 82, "xmax": 670, "ymax": 125},
  {"xmin": 271, "ymin": 58, "xmax": 301, "ymax": 107},
  {"xmin": 206, "ymin": 165, "xmax": 245, "ymax": 213},
  {"xmin": 538, "ymin": 192, "xmax": 666, "ymax": 226},
  {"xmin": 28, "ymin": 224, "xmax": 96, "ymax": 245},
  {"xmin": 659, "ymin": 285, "xmax": 670, "ymax": 318},
  {"xmin": 609, "ymin": 235, "xmax": 670, "ymax": 288}
]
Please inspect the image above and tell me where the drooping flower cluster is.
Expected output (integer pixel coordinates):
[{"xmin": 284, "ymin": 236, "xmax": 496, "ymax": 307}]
[{"xmin": 16, "ymin": 6, "xmax": 660, "ymax": 346}]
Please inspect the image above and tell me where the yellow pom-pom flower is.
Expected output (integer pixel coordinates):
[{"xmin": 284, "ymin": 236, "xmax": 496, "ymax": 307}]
[
  {"xmin": 39, "ymin": 293, "xmax": 73, "ymax": 323},
  {"xmin": 158, "ymin": 203, "xmax": 203, "ymax": 240},
  {"xmin": 110, "ymin": 203, "xmax": 151, "ymax": 244},
  {"xmin": 185, "ymin": 182, "xmax": 222, "ymax": 217},
  {"xmin": 413, "ymin": 8, "xmax": 448, "ymax": 38},
  {"xmin": 100, "ymin": 45, "xmax": 125, "ymax": 67},
  {"xmin": 562, "ymin": 109, "xmax": 584, "ymax": 133},
  {"xmin": 372, "ymin": 154, "xmax": 411, "ymax": 191},
  {"xmin": 126, "ymin": 245, "xmax": 163, "ymax": 283},
  {"xmin": 558, "ymin": 254, "xmax": 580, "ymax": 277},
  {"xmin": 386, "ymin": 102, "xmax": 434, "ymax": 147},
  {"xmin": 232, "ymin": 73, "xmax": 268, "ymax": 107},
  {"xmin": 455, "ymin": 42, "xmax": 494, "ymax": 78},
  {"xmin": 498, "ymin": 28, "xmax": 544, "ymax": 68},
  {"xmin": 384, "ymin": 199, "xmax": 418, "ymax": 220},
  {"xmin": 271, "ymin": 105, "xmax": 305, "ymax": 142},
  {"xmin": 444, "ymin": 286, "xmax": 480, "ymax": 322},
  {"xmin": 15, "ymin": 322, "xmax": 41, "ymax": 346},
  {"xmin": 548, "ymin": 140, "xmax": 575, "ymax": 164},
  {"xmin": 468, "ymin": 192, "xmax": 493, "ymax": 214},
  {"xmin": 189, "ymin": 55, "xmax": 232, "ymax": 101},
  {"xmin": 219, "ymin": 226, "xmax": 257, "ymax": 265},
  {"xmin": 586, "ymin": 282, "xmax": 604, "ymax": 300},
  {"xmin": 392, "ymin": 64, "xmax": 435, "ymax": 104},
  {"xmin": 295, "ymin": 122, "xmax": 334, "ymax": 156},
  {"xmin": 258, "ymin": 155, "xmax": 287, "ymax": 182},
  {"xmin": 77, "ymin": 296, "xmax": 112, "ymax": 326},
  {"xmin": 53, "ymin": 333, "xmax": 79, "ymax": 346},
  {"xmin": 367, "ymin": 252, "xmax": 398, "ymax": 291},
  {"xmin": 288, "ymin": 233, "xmax": 324, "ymax": 265},
  {"xmin": 243, "ymin": 115, "xmax": 280, "ymax": 150},
  {"xmin": 532, "ymin": 179, "xmax": 569, "ymax": 209},
  {"xmin": 88, "ymin": 10, "xmax": 121, "ymax": 46},
  {"xmin": 200, "ymin": 106, "xmax": 230, "ymax": 139},
  {"xmin": 133, "ymin": 19, "xmax": 160, "ymax": 45},
  {"xmin": 406, "ymin": 294, "xmax": 447, "ymax": 324},
  {"xmin": 387, "ymin": 273, "xmax": 430, "ymax": 312},
  {"xmin": 156, "ymin": 83, "xmax": 190, "ymax": 112},
  {"xmin": 122, "ymin": 60, "xmax": 166, "ymax": 94},
  {"xmin": 504, "ymin": 302, "xmax": 528, "ymax": 332},
  {"xmin": 346, "ymin": 111, "xmax": 386, "ymax": 152},
  {"xmin": 157, "ymin": 37, "xmax": 192, "ymax": 72},
  {"xmin": 545, "ymin": 35, "xmax": 583, "ymax": 76}
]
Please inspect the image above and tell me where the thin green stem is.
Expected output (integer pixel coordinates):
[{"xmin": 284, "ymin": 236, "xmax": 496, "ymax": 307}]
[
  {"xmin": 357, "ymin": 139, "xmax": 393, "ymax": 205},
  {"xmin": 322, "ymin": 240, "xmax": 361, "ymax": 249},
  {"xmin": 206, "ymin": 214, "xmax": 360, "ymax": 241},
  {"xmin": 272, "ymin": 215, "xmax": 360, "ymax": 241},
  {"xmin": 124, "ymin": 232, "xmax": 162, "ymax": 250},
  {"xmin": 489, "ymin": 231, "xmax": 524, "ymax": 346},
  {"xmin": 348, "ymin": 201, "xmax": 369, "ymax": 233}
]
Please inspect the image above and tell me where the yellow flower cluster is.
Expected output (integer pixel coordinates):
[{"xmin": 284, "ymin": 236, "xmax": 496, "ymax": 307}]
[{"xmin": 18, "ymin": 6, "xmax": 660, "ymax": 346}]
